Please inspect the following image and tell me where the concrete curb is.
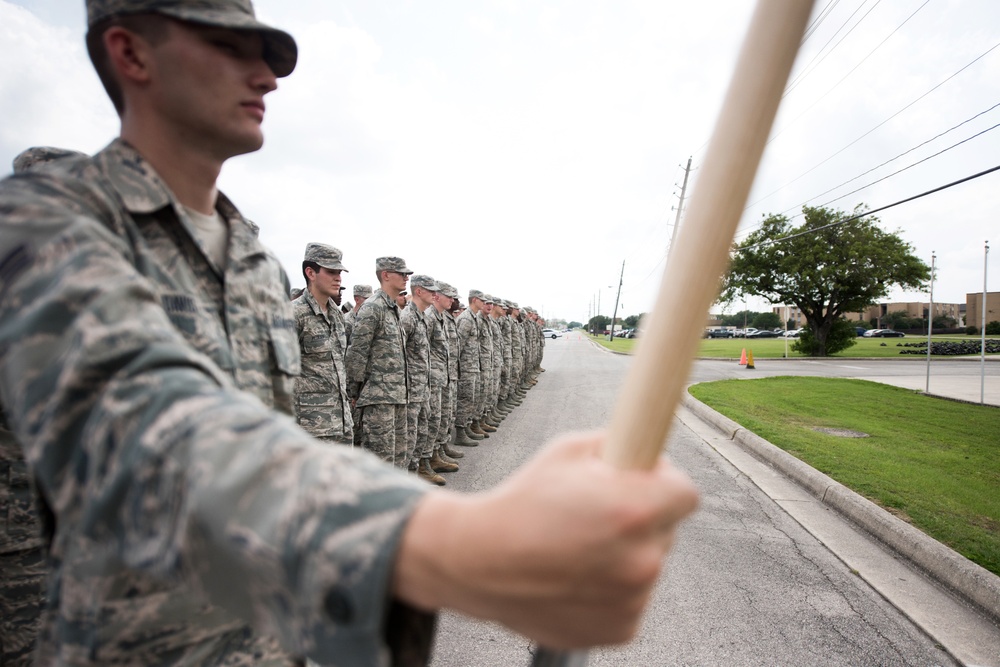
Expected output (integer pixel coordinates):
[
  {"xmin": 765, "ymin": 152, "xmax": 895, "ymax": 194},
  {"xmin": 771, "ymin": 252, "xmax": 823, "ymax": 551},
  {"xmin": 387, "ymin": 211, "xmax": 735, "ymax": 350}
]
[{"xmin": 682, "ymin": 392, "xmax": 1000, "ymax": 624}]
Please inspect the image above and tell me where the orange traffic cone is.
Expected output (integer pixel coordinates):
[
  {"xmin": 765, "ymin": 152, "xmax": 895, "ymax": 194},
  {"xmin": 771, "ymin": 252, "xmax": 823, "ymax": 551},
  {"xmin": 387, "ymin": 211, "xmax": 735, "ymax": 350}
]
[
  {"xmin": 739, "ymin": 348, "xmax": 748, "ymax": 366},
  {"xmin": 746, "ymin": 349, "xmax": 755, "ymax": 369}
]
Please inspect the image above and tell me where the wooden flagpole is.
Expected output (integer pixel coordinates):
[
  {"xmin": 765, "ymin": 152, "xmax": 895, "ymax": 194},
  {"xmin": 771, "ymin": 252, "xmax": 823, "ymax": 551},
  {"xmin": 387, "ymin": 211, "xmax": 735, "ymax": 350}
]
[{"xmin": 532, "ymin": 0, "xmax": 816, "ymax": 664}]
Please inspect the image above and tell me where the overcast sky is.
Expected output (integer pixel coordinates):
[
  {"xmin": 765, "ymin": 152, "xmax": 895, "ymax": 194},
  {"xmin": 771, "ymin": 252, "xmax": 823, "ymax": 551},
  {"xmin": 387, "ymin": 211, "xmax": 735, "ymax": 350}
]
[{"xmin": 2, "ymin": 0, "xmax": 998, "ymax": 324}]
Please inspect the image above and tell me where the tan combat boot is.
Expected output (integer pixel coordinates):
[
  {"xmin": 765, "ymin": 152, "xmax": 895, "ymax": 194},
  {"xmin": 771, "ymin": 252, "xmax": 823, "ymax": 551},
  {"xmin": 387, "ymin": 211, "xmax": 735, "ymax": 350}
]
[
  {"xmin": 457, "ymin": 426, "xmax": 480, "ymax": 446},
  {"xmin": 418, "ymin": 458, "xmax": 446, "ymax": 485},
  {"xmin": 470, "ymin": 420, "xmax": 489, "ymax": 438},
  {"xmin": 430, "ymin": 448, "xmax": 459, "ymax": 473},
  {"xmin": 443, "ymin": 433, "xmax": 466, "ymax": 457}
]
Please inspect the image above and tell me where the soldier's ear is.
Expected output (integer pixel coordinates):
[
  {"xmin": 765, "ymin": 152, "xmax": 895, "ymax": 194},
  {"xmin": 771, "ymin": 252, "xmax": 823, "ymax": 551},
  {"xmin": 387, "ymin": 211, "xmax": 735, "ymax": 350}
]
[{"xmin": 104, "ymin": 26, "xmax": 155, "ymax": 87}]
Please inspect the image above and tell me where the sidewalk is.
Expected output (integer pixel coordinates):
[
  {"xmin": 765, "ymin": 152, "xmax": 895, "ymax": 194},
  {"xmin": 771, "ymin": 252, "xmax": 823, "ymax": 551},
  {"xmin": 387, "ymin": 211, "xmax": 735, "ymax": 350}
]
[{"xmin": 680, "ymin": 393, "xmax": 1000, "ymax": 667}]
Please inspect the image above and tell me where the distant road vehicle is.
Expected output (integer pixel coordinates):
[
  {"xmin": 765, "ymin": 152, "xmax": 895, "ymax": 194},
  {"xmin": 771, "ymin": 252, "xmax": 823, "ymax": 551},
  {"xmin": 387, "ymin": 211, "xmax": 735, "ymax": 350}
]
[
  {"xmin": 705, "ymin": 329, "xmax": 735, "ymax": 338},
  {"xmin": 782, "ymin": 328, "xmax": 803, "ymax": 338},
  {"xmin": 542, "ymin": 328, "xmax": 563, "ymax": 339},
  {"xmin": 872, "ymin": 329, "xmax": 905, "ymax": 338},
  {"xmin": 862, "ymin": 329, "xmax": 881, "ymax": 337},
  {"xmin": 746, "ymin": 329, "xmax": 780, "ymax": 338}
]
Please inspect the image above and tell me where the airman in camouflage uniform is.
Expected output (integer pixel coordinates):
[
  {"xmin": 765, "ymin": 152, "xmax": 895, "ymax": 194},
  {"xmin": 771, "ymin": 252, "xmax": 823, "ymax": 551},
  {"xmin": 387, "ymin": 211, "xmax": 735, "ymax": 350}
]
[
  {"xmin": 400, "ymin": 275, "xmax": 441, "ymax": 484},
  {"xmin": 0, "ymin": 3, "xmax": 437, "ymax": 665},
  {"xmin": 454, "ymin": 291, "xmax": 484, "ymax": 444},
  {"xmin": 435, "ymin": 283, "xmax": 467, "ymax": 456},
  {"xmin": 473, "ymin": 294, "xmax": 496, "ymax": 436},
  {"xmin": 345, "ymin": 257, "xmax": 411, "ymax": 467},
  {"xmin": 343, "ymin": 283, "xmax": 371, "ymax": 341},
  {"xmin": 1, "ymin": 146, "xmax": 87, "ymax": 667},
  {"xmin": 421, "ymin": 279, "xmax": 460, "ymax": 475},
  {"xmin": 292, "ymin": 243, "xmax": 353, "ymax": 444},
  {"xmin": 483, "ymin": 295, "xmax": 505, "ymax": 429}
]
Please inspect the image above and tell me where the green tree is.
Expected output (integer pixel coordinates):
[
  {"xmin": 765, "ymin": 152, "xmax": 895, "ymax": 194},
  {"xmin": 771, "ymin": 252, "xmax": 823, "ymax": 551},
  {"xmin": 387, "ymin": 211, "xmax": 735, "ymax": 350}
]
[
  {"xmin": 567, "ymin": 321, "xmax": 582, "ymax": 330},
  {"xmin": 588, "ymin": 315, "xmax": 610, "ymax": 333},
  {"xmin": 752, "ymin": 311, "xmax": 781, "ymax": 330},
  {"xmin": 624, "ymin": 313, "xmax": 645, "ymax": 328},
  {"xmin": 722, "ymin": 205, "xmax": 930, "ymax": 356}
]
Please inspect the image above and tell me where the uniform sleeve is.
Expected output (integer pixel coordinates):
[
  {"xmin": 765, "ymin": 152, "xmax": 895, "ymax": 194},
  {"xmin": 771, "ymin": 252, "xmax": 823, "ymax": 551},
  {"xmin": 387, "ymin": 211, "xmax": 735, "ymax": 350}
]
[{"xmin": 0, "ymin": 177, "xmax": 432, "ymax": 664}]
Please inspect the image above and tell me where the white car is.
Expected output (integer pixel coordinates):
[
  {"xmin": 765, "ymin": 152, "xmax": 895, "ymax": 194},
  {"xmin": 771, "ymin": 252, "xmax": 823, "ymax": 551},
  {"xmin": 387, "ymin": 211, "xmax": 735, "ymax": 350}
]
[{"xmin": 541, "ymin": 328, "xmax": 563, "ymax": 339}]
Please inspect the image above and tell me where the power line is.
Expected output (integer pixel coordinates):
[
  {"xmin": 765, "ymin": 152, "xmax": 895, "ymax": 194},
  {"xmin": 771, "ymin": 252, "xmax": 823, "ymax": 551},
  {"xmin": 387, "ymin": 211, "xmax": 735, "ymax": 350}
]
[
  {"xmin": 739, "ymin": 163, "xmax": 1000, "ymax": 251},
  {"xmin": 747, "ymin": 36, "xmax": 1000, "ymax": 214},
  {"xmin": 784, "ymin": 0, "xmax": 882, "ymax": 98},
  {"xmin": 780, "ymin": 104, "xmax": 1000, "ymax": 215}
]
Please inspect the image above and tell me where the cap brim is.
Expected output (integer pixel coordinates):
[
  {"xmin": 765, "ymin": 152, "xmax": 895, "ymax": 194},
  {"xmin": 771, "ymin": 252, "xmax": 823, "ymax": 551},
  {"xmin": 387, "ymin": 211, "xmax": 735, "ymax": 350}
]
[{"xmin": 156, "ymin": 7, "xmax": 298, "ymax": 77}]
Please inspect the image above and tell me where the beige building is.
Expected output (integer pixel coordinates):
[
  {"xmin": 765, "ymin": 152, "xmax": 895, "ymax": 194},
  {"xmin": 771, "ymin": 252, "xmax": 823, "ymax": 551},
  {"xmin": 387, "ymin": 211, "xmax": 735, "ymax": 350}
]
[
  {"xmin": 851, "ymin": 301, "xmax": 962, "ymax": 326},
  {"xmin": 771, "ymin": 305, "xmax": 806, "ymax": 328},
  {"xmin": 967, "ymin": 291, "xmax": 1000, "ymax": 328}
]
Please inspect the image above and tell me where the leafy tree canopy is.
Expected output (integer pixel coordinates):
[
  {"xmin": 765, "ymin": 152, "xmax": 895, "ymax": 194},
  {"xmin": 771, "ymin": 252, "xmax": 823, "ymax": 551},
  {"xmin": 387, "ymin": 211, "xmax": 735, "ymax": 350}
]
[{"xmin": 722, "ymin": 205, "xmax": 930, "ymax": 356}]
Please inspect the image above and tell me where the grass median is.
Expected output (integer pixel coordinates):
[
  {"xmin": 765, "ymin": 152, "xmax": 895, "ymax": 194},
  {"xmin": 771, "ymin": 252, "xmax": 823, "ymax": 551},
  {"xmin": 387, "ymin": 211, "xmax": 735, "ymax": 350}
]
[
  {"xmin": 688, "ymin": 376, "xmax": 1000, "ymax": 576},
  {"xmin": 587, "ymin": 333, "xmax": 997, "ymax": 358}
]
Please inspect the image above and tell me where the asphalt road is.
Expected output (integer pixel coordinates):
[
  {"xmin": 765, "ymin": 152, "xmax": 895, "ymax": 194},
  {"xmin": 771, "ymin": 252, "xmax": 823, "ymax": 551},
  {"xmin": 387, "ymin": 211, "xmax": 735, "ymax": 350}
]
[{"xmin": 429, "ymin": 334, "xmax": 960, "ymax": 667}]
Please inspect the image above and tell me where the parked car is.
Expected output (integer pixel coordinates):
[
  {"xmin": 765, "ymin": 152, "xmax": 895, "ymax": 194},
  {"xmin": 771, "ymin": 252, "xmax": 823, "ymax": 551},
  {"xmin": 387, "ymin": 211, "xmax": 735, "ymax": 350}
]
[
  {"xmin": 705, "ymin": 329, "xmax": 735, "ymax": 338},
  {"xmin": 782, "ymin": 328, "xmax": 803, "ymax": 338},
  {"xmin": 862, "ymin": 329, "xmax": 882, "ymax": 337},
  {"xmin": 872, "ymin": 329, "xmax": 905, "ymax": 338},
  {"xmin": 855, "ymin": 326, "xmax": 867, "ymax": 337},
  {"xmin": 541, "ymin": 328, "xmax": 563, "ymax": 339},
  {"xmin": 745, "ymin": 329, "xmax": 780, "ymax": 338}
]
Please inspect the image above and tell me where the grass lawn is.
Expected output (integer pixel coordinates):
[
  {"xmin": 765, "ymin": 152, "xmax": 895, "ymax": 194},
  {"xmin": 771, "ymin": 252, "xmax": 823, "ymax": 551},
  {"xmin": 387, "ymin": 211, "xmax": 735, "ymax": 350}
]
[
  {"xmin": 588, "ymin": 333, "xmax": 997, "ymax": 359},
  {"xmin": 688, "ymin": 376, "xmax": 1000, "ymax": 576}
]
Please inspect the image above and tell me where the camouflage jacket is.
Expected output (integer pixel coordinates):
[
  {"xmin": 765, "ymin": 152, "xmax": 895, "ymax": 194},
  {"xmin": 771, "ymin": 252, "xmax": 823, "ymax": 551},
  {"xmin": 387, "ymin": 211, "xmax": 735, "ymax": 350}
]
[
  {"xmin": 400, "ymin": 300, "xmax": 430, "ymax": 403},
  {"xmin": 443, "ymin": 311, "xmax": 460, "ymax": 383},
  {"xmin": 424, "ymin": 306, "xmax": 449, "ymax": 390},
  {"xmin": 511, "ymin": 316, "xmax": 526, "ymax": 376},
  {"xmin": 292, "ymin": 290, "xmax": 353, "ymax": 441},
  {"xmin": 455, "ymin": 308, "xmax": 481, "ymax": 376},
  {"xmin": 488, "ymin": 315, "xmax": 504, "ymax": 376},
  {"xmin": 345, "ymin": 289, "xmax": 408, "ymax": 406},
  {"xmin": 500, "ymin": 316, "xmax": 514, "ymax": 381},
  {"xmin": 0, "ymin": 140, "xmax": 432, "ymax": 666},
  {"xmin": 0, "ymin": 415, "xmax": 42, "ymax": 553},
  {"xmin": 343, "ymin": 308, "xmax": 356, "ymax": 342},
  {"xmin": 475, "ymin": 310, "xmax": 494, "ymax": 375}
]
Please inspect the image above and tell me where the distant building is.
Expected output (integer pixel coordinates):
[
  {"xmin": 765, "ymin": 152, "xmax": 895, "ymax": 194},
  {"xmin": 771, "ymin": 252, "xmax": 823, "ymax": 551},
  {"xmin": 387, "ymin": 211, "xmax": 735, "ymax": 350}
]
[
  {"xmin": 967, "ymin": 291, "xmax": 1000, "ymax": 329},
  {"xmin": 849, "ymin": 301, "xmax": 962, "ymax": 327},
  {"xmin": 771, "ymin": 305, "xmax": 806, "ymax": 328}
]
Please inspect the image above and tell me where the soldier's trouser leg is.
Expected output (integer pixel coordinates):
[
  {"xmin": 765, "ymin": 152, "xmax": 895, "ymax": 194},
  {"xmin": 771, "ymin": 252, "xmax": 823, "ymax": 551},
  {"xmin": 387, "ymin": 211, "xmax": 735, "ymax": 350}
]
[
  {"xmin": 358, "ymin": 403, "xmax": 407, "ymax": 467},
  {"xmin": 405, "ymin": 401, "xmax": 421, "ymax": 467},
  {"xmin": 417, "ymin": 398, "xmax": 433, "ymax": 460},
  {"xmin": 0, "ymin": 546, "xmax": 45, "ymax": 667},
  {"xmin": 437, "ymin": 383, "xmax": 454, "ymax": 445},
  {"xmin": 427, "ymin": 386, "xmax": 443, "ymax": 448},
  {"xmin": 393, "ymin": 404, "xmax": 408, "ymax": 468},
  {"xmin": 455, "ymin": 373, "xmax": 478, "ymax": 428}
]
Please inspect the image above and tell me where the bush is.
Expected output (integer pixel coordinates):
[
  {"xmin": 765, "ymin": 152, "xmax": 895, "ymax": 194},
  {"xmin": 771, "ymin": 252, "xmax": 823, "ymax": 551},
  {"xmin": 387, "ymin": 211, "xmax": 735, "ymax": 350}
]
[
  {"xmin": 966, "ymin": 325, "xmax": 979, "ymax": 335},
  {"xmin": 987, "ymin": 321, "xmax": 1000, "ymax": 336},
  {"xmin": 792, "ymin": 318, "xmax": 858, "ymax": 356}
]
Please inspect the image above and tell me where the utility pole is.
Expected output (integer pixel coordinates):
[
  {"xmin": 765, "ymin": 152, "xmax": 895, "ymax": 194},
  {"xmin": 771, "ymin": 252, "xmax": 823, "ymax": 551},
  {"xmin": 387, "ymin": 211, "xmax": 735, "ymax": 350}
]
[
  {"xmin": 668, "ymin": 157, "xmax": 693, "ymax": 258},
  {"xmin": 609, "ymin": 260, "xmax": 625, "ymax": 342},
  {"xmin": 983, "ymin": 240, "xmax": 990, "ymax": 404},
  {"xmin": 925, "ymin": 251, "xmax": 935, "ymax": 393}
]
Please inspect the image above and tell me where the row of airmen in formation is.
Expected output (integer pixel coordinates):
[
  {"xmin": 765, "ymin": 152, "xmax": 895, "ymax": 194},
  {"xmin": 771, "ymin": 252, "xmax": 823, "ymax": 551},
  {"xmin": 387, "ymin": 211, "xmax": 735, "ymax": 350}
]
[{"xmin": 290, "ymin": 244, "xmax": 548, "ymax": 484}]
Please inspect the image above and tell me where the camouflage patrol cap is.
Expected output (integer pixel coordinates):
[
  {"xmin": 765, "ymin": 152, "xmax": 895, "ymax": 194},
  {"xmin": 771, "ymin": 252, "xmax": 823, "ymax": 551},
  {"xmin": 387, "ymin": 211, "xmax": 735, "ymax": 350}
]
[
  {"xmin": 483, "ymin": 294, "xmax": 496, "ymax": 304},
  {"xmin": 376, "ymin": 257, "xmax": 412, "ymax": 275},
  {"xmin": 409, "ymin": 275, "xmax": 439, "ymax": 291},
  {"xmin": 509, "ymin": 301, "xmax": 519, "ymax": 309},
  {"xmin": 353, "ymin": 284, "xmax": 373, "ymax": 298},
  {"xmin": 86, "ymin": 0, "xmax": 298, "ymax": 77},
  {"xmin": 468, "ymin": 289, "xmax": 484, "ymax": 301},
  {"xmin": 436, "ymin": 281, "xmax": 458, "ymax": 299},
  {"xmin": 304, "ymin": 242, "xmax": 347, "ymax": 271}
]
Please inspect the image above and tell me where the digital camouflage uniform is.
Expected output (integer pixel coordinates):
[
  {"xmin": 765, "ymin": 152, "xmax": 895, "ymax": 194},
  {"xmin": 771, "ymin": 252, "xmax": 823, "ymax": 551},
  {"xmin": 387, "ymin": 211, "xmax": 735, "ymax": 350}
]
[
  {"xmin": 437, "ymin": 283, "xmax": 461, "ymax": 447},
  {"xmin": 424, "ymin": 302, "xmax": 449, "ymax": 451},
  {"xmin": 0, "ymin": 140, "xmax": 435, "ymax": 666},
  {"xmin": 400, "ymin": 293, "xmax": 432, "ymax": 467},
  {"xmin": 343, "ymin": 284, "xmax": 371, "ymax": 343},
  {"xmin": 475, "ymin": 306, "xmax": 495, "ymax": 418},
  {"xmin": 345, "ymin": 283, "xmax": 409, "ymax": 467},
  {"xmin": 454, "ymin": 301, "xmax": 481, "ymax": 428},
  {"xmin": 293, "ymin": 250, "xmax": 353, "ymax": 443},
  {"xmin": 498, "ymin": 303, "xmax": 514, "ymax": 404},
  {"xmin": 511, "ymin": 308, "xmax": 527, "ymax": 391},
  {"xmin": 0, "ymin": 146, "xmax": 87, "ymax": 667},
  {"xmin": 486, "ymin": 303, "xmax": 504, "ymax": 413}
]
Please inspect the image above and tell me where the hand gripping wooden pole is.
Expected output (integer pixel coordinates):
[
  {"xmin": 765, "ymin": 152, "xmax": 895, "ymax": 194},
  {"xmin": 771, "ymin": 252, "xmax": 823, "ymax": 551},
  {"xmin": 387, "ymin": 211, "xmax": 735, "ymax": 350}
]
[{"xmin": 532, "ymin": 0, "xmax": 816, "ymax": 664}]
